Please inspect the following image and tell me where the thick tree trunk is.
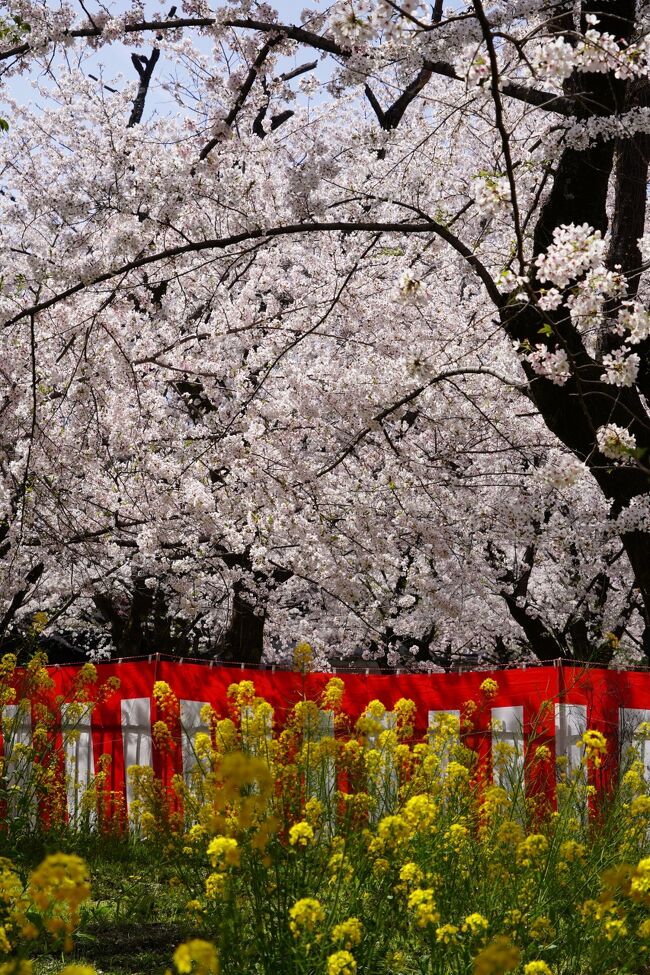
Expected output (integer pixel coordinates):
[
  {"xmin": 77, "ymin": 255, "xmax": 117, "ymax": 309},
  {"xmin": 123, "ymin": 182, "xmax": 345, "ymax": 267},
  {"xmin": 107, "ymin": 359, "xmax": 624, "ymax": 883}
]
[
  {"xmin": 217, "ymin": 581, "xmax": 265, "ymax": 664},
  {"xmin": 501, "ymin": 0, "xmax": 650, "ymax": 651}
]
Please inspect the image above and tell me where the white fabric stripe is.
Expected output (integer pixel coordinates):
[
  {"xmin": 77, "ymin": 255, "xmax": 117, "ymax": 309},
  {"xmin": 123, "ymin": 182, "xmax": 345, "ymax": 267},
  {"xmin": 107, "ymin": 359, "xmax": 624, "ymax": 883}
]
[
  {"xmin": 2, "ymin": 703, "xmax": 35, "ymax": 821},
  {"xmin": 555, "ymin": 703, "xmax": 587, "ymax": 775},
  {"xmin": 305, "ymin": 709, "xmax": 336, "ymax": 808},
  {"xmin": 121, "ymin": 697, "xmax": 152, "ymax": 811},
  {"xmin": 619, "ymin": 707, "xmax": 650, "ymax": 782},
  {"xmin": 491, "ymin": 705, "xmax": 524, "ymax": 790},
  {"xmin": 179, "ymin": 699, "xmax": 209, "ymax": 786},
  {"xmin": 366, "ymin": 710, "xmax": 397, "ymax": 822},
  {"xmin": 61, "ymin": 703, "xmax": 95, "ymax": 824}
]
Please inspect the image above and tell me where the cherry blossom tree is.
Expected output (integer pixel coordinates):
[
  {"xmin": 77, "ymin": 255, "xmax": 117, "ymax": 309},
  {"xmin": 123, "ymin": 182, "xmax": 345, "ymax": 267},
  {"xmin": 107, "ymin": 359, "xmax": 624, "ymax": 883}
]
[{"xmin": 0, "ymin": 0, "xmax": 648, "ymax": 668}]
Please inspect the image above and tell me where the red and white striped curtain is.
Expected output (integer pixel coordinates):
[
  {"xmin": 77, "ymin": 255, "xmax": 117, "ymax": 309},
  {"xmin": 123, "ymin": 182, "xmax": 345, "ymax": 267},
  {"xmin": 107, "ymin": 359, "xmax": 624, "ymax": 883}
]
[{"xmin": 3, "ymin": 659, "xmax": 650, "ymax": 822}]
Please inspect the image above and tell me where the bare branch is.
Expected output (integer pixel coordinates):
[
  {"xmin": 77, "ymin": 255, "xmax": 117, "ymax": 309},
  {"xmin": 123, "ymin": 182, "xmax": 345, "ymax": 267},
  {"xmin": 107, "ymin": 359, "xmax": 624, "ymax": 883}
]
[
  {"xmin": 128, "ymin": 47, "xmax": 161, "ymax": 127},
  {"xmin": 279, "ymin": 60, "xmax": 317, "ymax": 82}
]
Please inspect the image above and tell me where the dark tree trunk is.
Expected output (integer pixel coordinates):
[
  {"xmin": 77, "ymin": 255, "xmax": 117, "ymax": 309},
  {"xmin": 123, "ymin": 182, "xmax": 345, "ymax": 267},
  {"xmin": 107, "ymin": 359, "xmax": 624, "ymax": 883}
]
[
  {"xmin": 216, "ymin": 580, "xmax": 265, "ymax": 664},
  {"xmin": 501, "ymin": 0, "xmax": 650, "ymax": 652}
]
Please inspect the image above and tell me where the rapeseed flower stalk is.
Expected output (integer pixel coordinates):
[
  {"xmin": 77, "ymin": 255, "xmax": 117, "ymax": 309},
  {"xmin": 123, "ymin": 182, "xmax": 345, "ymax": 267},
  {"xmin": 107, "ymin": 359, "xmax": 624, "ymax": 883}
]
[
  {"xmin": 150, "ymin": 681, "xmax": 650, "ymax": 974},
  {"xmin": 0, "ymin": 654, "xmax": 120, "ymax": 838},
  {"xmin": 288, "ymin": 821, "xmax": 314, "ymax": 848},
  {"xmin": 8, "ymin": 676, "xmax": 650, "ymax": 975},
  {"xmin": 28, "ymin": 853, "xmax": 90, "ymax": 950},
  {"xmin": 292, "ymin": 641, "xmax": 314, "ymax": 674},
  {"xmin": 321, "ymin": 678, "xmax": 345, "ymax": 713},
  {"xmin": 407, "ymin": 888, "xmax": 439, "ymax": 928},
  {"xmin": 480, "ymin": 678, "xmax": 499, "ymax": 699},
  {"xmin": 153, "ymin": 681, "xmax": 179, "ymax": 719},
  {"xmin": 435, "ymin": 922, "xmax": 460, "ymax": 946},
  {"xmin": 207, "ymin": 838, "xmax": 240, "ymax": 869}
]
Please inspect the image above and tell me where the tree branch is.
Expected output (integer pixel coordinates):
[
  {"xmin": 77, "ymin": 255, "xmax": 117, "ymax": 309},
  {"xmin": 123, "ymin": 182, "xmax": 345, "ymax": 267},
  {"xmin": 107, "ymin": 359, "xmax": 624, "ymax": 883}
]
[
  {"xmin": 199, "ymin": 36, "xmax": 281, "ymax": 159},
  {"xmin": 317, "ymin": 367, "xmax": 521, "ymax": 477},
  {"xmin": 3, "ymin": 218, "xmax": 504, "ymax": 328},
  {"xmin": 0, "ymin": 16, "xmax": 578, "ymax": 118},
  {"xmin": 128, "ymin": 47, "xmax": 161, "ymax": 127}
]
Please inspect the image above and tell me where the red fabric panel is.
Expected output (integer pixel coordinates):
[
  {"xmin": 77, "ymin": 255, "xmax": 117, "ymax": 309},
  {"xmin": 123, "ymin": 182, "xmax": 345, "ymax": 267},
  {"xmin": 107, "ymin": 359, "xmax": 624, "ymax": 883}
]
[{"xmin": 9, "ymin": 659, "xmax": 650, "ymax": 817}]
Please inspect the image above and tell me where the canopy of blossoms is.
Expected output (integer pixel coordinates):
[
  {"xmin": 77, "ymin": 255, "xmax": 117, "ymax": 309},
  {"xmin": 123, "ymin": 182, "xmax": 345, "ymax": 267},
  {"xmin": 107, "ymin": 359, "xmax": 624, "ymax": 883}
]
[{"xmin": 0, "ymin": 0, "xmax": 648, "ymax": 669}]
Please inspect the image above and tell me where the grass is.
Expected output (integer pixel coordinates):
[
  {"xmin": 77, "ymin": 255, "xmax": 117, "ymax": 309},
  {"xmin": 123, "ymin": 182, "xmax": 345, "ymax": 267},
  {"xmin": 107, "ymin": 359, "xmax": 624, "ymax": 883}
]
[
  {"xmin": 34, "ymin": 927, "xmax": 184, "ymax": 975},
  {"xmin": 11, "ymin": 834, "xmax": 194, "ymax": 975}
]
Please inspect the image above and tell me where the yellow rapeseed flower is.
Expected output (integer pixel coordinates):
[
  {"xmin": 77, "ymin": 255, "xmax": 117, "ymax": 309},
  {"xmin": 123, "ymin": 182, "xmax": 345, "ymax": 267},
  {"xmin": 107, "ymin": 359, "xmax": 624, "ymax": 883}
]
[
  {"xmin": 366, "ymin": 699, "xmax": 386, "ymax": 720},
  {"xmin": 463, "ymin": 913, "xmax": 489, "ymax": 937},
  {"xmin": 326, "ymin": 950, "xmax": 357, "ymax": 975},
  {"xmin": 28, "ymin": 853, "xmax": 91, "ymax": 950},
  {"xmin": 602, "ymin": 918, "xmax": 627, "ymax": 940},
  {"xmin": 227, "ymin": 681, "xmax": 257, "ymax": 709},
  {"xmin": 481, "ymin": 786, "xmax": 509, "ymax": 819},
  {"xmin": 0, "ymin": 964, "xmax": 32, "ymax": 975},
  {"xmin": 629, "ymin": 795, "xmax": 650, "ymax": 817},
  {"xmin": 445, "ymin": 761, "xmax": 469, "ymax": 785},
  {"xmin": 293, "ymin": 641, "xmax": 314, "ymax": 673},
  {"xmin": 289, "ymin": 897, "xmax": 325, "ymax": 937},
  {"xmin": 153, "ymin": 681, "xmax": 178, "ymax": 714},
  {"xmin": 558, "ymin": 840, "xmax": 585, "ymax": 863},
  {"xmin": 172, "ymin": 939, "xmax": 219, "ymax": 975},
  {"xmin": 331, "ymin": 917, "xmax": 363, "ymax": 949},
  {"xmin": 75, "ymin": 663, "xmax": 98, "ymax": 685},
  {"xmin": 372, "ymin": 857, "xmax": 390, "ymax": 877},
  {"xmin": 516, "ymin": 834, "xmax": 549, "ymax": 868},
  {"xmin": 473, "ymin": 936, "xmax": 520, "ymax": 975},
  {"xmin": 403, "ymin": 794, "xmax": 437, "ymax": 831},
  {"xmin": 289, "ymin": 821, "xmax": 315, "ymax": 848},
  {"xmin": 639, "ymin": 919, "xmax": 650, "ymax": 939},
  {"xmin": 523, "ymin": 963, "xmax": 553, "ymax": 975},
  {"xmin": 630, "ymin": 857, "xmax": 650, "ymax": 902},
  {"xmin": 377, "ymin": 814, "xmax": 411, "ymax": 848},
  {"xmin": 529, "ymin": 917, "xmax": 555, "ymax": 943},
  {"xmin": 436, "ymin": 923, "xmax": 460, "ymax": 945},
  {"xmin": 480, "ymin": 678, "xmax": 499, "ymax": 698},
  {"xmin": 205, "ymin": 873, "xmax": 227, "ymax": 901},
  {"xmin": 153, "ymin": 720, "xmax": 173, "ymax": 749},
  {"xmin": 496, "ymin": 821, "xmax": 524, "ymax": 848},
  {"xmin": 407, "ymin": 888, "xmax": 439, "ymax": 928},
  {"xmin": 385, "ymin": 951, "xmax": 406, "ymax": 972},
  {"xmin": 207, "ymin": 837, "xmax": 240, "ymax": 870},
  {"xmin": 304, "ymin": 797, "xmax": 324, "ymax": 826},
  {"xmin": 328, "ymin": 852, "xmax": 354, "ymax": 884},
  {"xmin": 580, "ymin": 729, "xmax": 607, "ymax": 768},
  {"xmin": 321, "ymin": 678, "xmax": 345, "ymax": 710},
  {"xmin": 398, "ymin": 862, "xmax": 424, "ymax": 890},
  {"xmin": 393, "ymin": 698, "xmax": 416, "ymax": 736}
]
